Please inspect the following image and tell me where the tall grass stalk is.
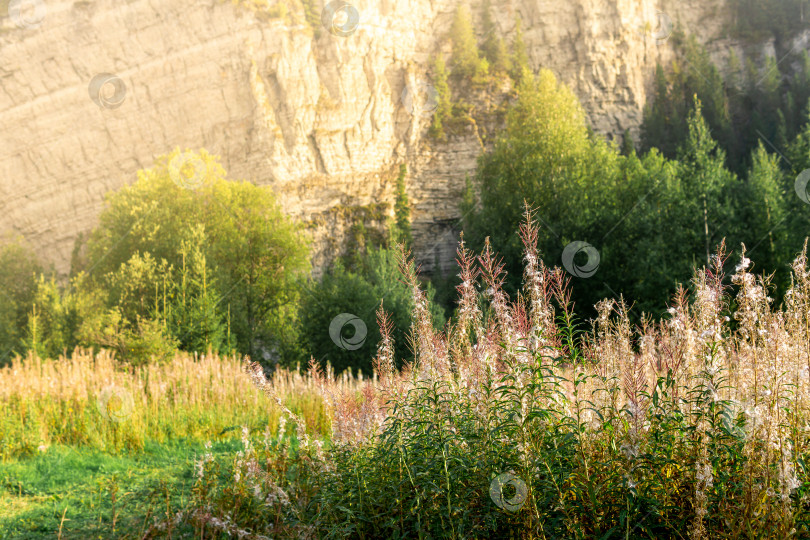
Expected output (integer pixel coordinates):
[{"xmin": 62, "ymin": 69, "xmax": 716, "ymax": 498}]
[{"xmin": 0, "ymin": 350, "xmax": 350, "ymax": 459}]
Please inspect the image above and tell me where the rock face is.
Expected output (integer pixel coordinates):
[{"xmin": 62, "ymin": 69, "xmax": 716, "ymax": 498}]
[{"xmin": 0, "ymin": 0, "xmax": 739, "ymax": 276}]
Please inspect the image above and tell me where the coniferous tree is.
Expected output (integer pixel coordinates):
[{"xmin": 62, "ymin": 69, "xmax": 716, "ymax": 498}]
[
  {"xmin": 510, "ymin": 16, "xmax": 530, "ymax": 81},
  {"xmin": 429, "ymin": 54, "xmax": 452, "ymax": 140},
  {"xmin": 169, "ymin": 227, "xmax": 226, "ymax": 353},
  {"xmin": 480, "ymin": 0, "xmax": 511, "ymax": 74},
  {"xmin": 449, "ymin": 5, "xmax": 488, "ymax": 83},
  {"xmin": 390, "ymin": 164, "xmax": 413, "ymax": 250},
  {"xmin": 621, "ymin": 129, "xmax": 636, "ymax": 156},
  {"xmin": 0, "ymin": 241, "xmax": 40, "ymax": 363},
  {"xmin": 675, "ymin": 99, "xmax": 739, "ymax": 265},
  {"xmin": 741, "ymin": 144, "xmax": 789, "ymax": 283}
]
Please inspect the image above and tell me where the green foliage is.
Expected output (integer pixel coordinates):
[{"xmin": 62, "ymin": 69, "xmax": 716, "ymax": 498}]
[
  {"xmin": 462, "ymin": 70, "xmax": 803, "ymax": 319},
  {"xmin": 641, "ymin": 35, "xmax": 732, "ymax": 164},
  {"xmin": 449, "ymin": 5, "xmax": 488, "ymax": 85},
  {"xmin": 510, "ymin": 16, "xmax": 530, "ymax": 82},
  {"xmin": 739, "ymin": 144, "xmax": 789, "ymax": 279},
  {"xmin": 23, "ymin": 277, "xmax": 69, "ymax": 360},
  {"xmin": 729, "ymin": 0, "xmax": 810, "ymax": 40},
  {"xmin": 429, "ymin": 54, "xmax": 453, "ymax": 141},
  {"xmin": 307, "ymin": 246, "xmax": 810, "ymax": 538},
  {"xmin": 620, "ymin": 128, "xmax": 636, "ymax": 156},
  {"xmin": 0, "ymin": 241, "xmax": 41, "ymax": 364},
  {"xmin": 0, "ymin": 150, "xmax": 309, "ymax": 366},
  {"xmin": 300, "ymin": 247, "xmax": 445, "ymax": 375},
  {"xmin": 299, "ymin": 0, "xmax": 321, "ymax": 36},
  {"xmin": 166, "ymin": 228, "xmax": 228, "ymax": 354},
  {"xmin": 480, "ymin": 0, "xmax": 511, "ymax": 75},
  {"xmin": 673, "ymin": 100, "xmax": 740, "ymax": 266},
  {"xmin": 82, "ymin": 149, "xmax": 310, "ymax": 365},
  {"xmin": 390, "ymin": 164, "xmax": 413, "ymax": 250},
  {"xmin": 464, "ymin": 69, "xmax": 625, "ymax": 311},
  {"xmin": 642, "ymin": 33, "xmax": 810, "ymax": 174}
]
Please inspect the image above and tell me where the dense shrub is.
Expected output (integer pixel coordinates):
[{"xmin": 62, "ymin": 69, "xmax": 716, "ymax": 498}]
[{"xmin": 299, "ymin": 247, "xmax": 445, "ymax": 376}]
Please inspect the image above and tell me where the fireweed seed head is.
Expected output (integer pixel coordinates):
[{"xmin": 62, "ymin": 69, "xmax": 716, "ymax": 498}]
[
  {"xmin": 489, "ymin": 472, "xmax": 528, "ymax": 512},
  {"xmin": 561, "ymin": 241, "xmax": 600, "ymax": 278},
  {"xmin": 329, "ymin": 313, "xmax": 367, "ymax": 350},
  {"xmin": 88, "ymin": 73, "xmax": 127, "ymax": 109},
  {"xmin": 8, "ymin": 0, "xmax": 46, "ymax": 29},
  {"xmin": 169, "ymin": 152, "xmax": 208, "ymax": 190},
  {"xmin": 97, "ymin": 385, "xmax": 134, "ymax": 422},
  {"xmin": 321, "ymin": 1, "xmax": 359, "ymax": 37}
]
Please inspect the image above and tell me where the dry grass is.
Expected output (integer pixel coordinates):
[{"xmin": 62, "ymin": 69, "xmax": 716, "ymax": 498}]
[{"xmin": 0, "ymin": 349, "xmax": 362, "ymax": 460}]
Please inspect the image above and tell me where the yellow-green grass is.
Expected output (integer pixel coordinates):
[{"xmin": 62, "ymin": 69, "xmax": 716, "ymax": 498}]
[{"xmin": 0, "ymin": 350, "xmax": 340, "ymax": 460}]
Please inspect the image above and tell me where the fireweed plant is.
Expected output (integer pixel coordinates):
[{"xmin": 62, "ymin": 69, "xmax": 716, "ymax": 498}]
[{"xmin": 186, "ymin": 211, "xmax": 810, "ymax": 539}]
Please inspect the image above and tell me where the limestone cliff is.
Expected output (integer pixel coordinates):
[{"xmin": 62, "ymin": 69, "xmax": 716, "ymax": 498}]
[{"xmin": 0, "ymin": 0, "xmax": 762, "ymax": 276}]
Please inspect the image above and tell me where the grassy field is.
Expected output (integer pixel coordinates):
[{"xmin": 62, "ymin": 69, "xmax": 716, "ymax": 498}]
[
  {"xmin": 0, "ymin": 351, "xmax": 336, "ymax": 460},
  {"xmin": 0, "ymin": 351, "xmax": 349, "ymax": 539},
  {"xmin": 0, "ymin": 440, "xmax": 241, "ymax": 539}
]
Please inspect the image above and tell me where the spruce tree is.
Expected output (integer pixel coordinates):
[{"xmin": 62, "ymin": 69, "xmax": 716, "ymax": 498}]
[
  {"xmin": 510, "ymin": 16, "xmax": 530, "ymax": 81},
  {"xmin": 450, "ymin": 5, "xmax": 488, "ymax": 83},
  {"xmin": 743, "ymin": 144, "xmax": 788, "ymax": 280},
  {"xmin": 675, "ymin": 98, "xmax": 739, "ymax": 265},
  {"xmin": 480, "ymin": 0, "xmax": 511, "ymax": 74},
  {"xmin": 391, "ymin": 164, "xmax": 413, "ymax": 250},
  {"xmin": 429, "ymin": 54, "xmax": 452, "ymax": 140}
]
